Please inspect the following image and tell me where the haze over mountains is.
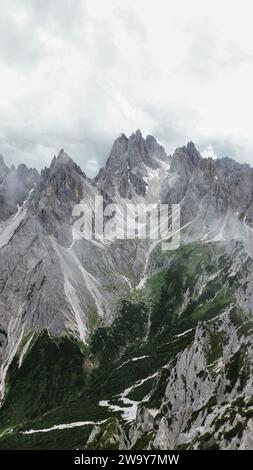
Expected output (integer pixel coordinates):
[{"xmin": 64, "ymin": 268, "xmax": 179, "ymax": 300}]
[{"xmin": 0, "ymin": 131, "xmax": 253, "ymax": 450}]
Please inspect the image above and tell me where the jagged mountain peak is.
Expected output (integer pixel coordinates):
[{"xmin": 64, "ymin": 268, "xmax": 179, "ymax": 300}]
[
  {"xmin": 106, "ymin": 130, "xmax": 167, "ymax": 166},
  {"xmin": 170, "ymin": 141, "xmax": 201, "ymax": 174},
  {"xmin": 129, "ymin": 128, "xmax": 143, "ymax": 140},
  {"xmin": 56, "ymin": 149, "xmax": 73, "ymax": 164},
  {"xmin": 32, "ymin": 150, "xmax": 87, "ymax": 236},
  {"xmin": 186, "ymin": 140, "xmax": 201, "ymax": 159},
  {"xmin": 16, "ymin": 163, "xmax": 39, "ymax": 179},
  {"xmin": 49, "ymin": 149, "xmax": 77, "ymax": 170},
  {"xmin": 95, "ymin": 130, "xmax": 169, "ymax": 199},
  {"xmin": 176, "ymin": 141, "xmax": 201, "ymax": 161},
  {"xmin": 42, "ymin": 150, "xmax": 86, "ymax": 184}
]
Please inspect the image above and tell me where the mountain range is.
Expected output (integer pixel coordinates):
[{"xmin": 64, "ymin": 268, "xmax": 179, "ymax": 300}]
[{"xmin": 0, "ymin": 130, "xmax": 253, "ymax": 450}]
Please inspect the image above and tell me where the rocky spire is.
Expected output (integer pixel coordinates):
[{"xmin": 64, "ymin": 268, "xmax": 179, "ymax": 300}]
[
  {"xmin": 170, "ymin": 141, "xmax": 201, "ymax": 173},
  {"xmin": 96, "ymin": 130, "xmax": 169, "ymax": 199}
]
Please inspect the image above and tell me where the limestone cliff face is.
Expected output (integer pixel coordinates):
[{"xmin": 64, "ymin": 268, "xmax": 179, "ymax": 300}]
[
  {"xmin": 95, "ymin": 130, "xmax": 169, "ymax": 200},
  {"xmin": 0, "ymin": 133, "xmax": 253, "ymax": 450},
  {"xmin": 87, "ymin": 308, "xmax": 253, "ymax": 450},
  {"xmin": 86, "ymin": 239, "xmax": 253, "ymax": 451},
  {"xmin": 126, "ymin": 314, "xmax": 253, "ymax": 450}
]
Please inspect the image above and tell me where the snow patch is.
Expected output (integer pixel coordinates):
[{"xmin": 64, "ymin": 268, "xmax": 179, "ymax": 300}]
[
  {"xmin": 21, "ymin": 420, "xmax": 107, "ymax": 434},
  {"xmin": 99, "ymin": 372, "xmax": 158, "ymax": 422},
  {"xmin": 116, "ymin": 355, "xmax": 149, "ymax": 371}
]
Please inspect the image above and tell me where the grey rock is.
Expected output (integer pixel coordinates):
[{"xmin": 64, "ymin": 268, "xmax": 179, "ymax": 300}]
[
  {"xmin": 1, "ymin": 131, "xmax": 253, "ymax": 452},
  {"xmin": 0, "ymin": 160, "xmax": 39, "ymax": 221},
  {"xmin": 95, "ymin": 130, "xmax": 169, "ymax": 200}
]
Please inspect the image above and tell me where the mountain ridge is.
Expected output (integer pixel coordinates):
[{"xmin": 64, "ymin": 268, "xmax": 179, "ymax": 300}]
[{"xmin": 0, "ymin": 132, "xmax": 253, "ymax": 450}]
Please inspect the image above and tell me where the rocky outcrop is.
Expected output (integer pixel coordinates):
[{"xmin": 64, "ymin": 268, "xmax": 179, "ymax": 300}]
[
  {"xmin": 125, "ymin": 309, "xmax": 253, "ymax": 450},
  {"xmin": 86, "ymin": 418, "xmax": 129, "ymax": 449}
]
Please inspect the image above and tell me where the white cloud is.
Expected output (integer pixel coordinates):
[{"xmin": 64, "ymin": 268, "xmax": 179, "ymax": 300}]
[{"xmin": 0, "ymin": 0, "xmax": 253, "ymax": 176}]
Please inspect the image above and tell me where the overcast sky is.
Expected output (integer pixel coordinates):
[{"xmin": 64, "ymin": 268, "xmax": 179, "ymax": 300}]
[{"xmin": 1, "ymin": 0, "xmax": 253, "ymax": 176}]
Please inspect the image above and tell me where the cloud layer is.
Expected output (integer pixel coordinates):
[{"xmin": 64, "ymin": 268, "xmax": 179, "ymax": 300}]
[{"xmin": 1, "ymin": 0, "xmax": 253, "ymax": 176}]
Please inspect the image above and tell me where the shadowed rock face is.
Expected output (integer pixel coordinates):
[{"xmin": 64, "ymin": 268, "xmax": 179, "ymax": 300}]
[
  {"xmin": 0, "ymin": 133, "xmax": 253, "ymax": 450},
  {"xmin": 31, "ymin": 150, "xmax": 86, "ymax": 240},
  {"xmin": 95, "ymin": 130, "xmax": 169, "ymax": 199}
]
